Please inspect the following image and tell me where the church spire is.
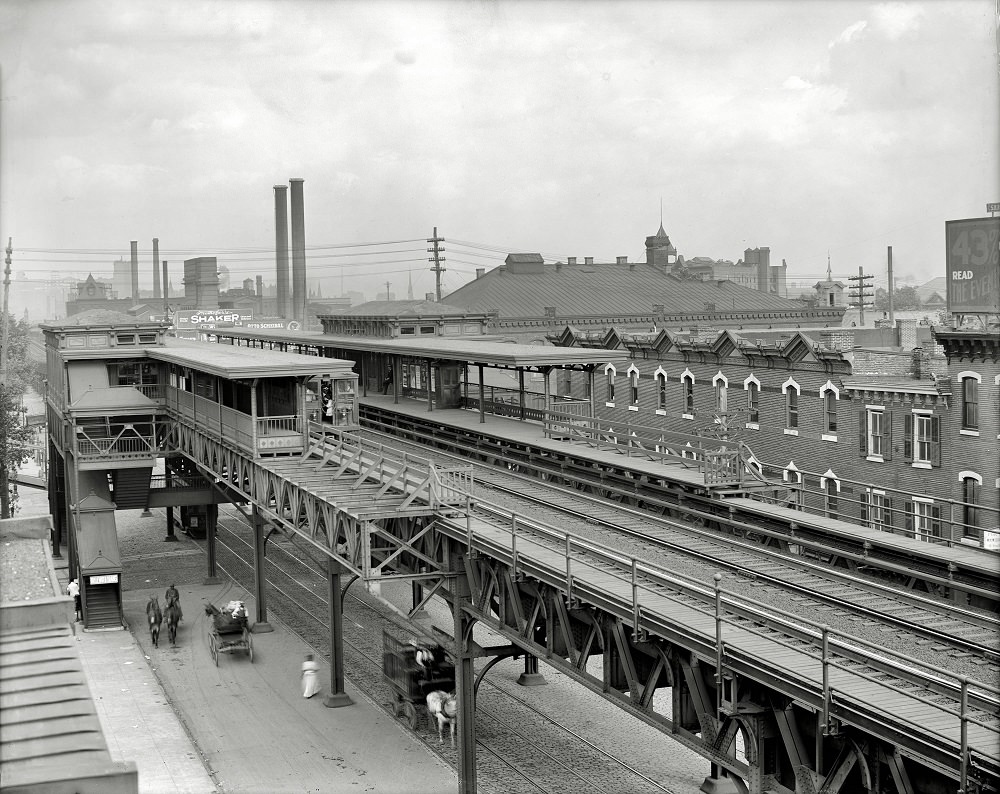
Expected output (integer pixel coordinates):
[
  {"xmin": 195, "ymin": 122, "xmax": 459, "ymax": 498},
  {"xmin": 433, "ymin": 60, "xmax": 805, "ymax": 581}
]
[{"xmin": 826, "ymin": 250, "xmax": 832, "ymax": 282}]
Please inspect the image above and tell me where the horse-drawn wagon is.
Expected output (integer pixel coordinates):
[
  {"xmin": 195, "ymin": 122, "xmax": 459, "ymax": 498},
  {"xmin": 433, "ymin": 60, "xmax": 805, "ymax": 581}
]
[
  {"xmin": 204, "ymin": 600, "xmax": 253, "ymax": 665},
  {"xmin": 382, "ymin": 629, "xmax": 455, "ymax": 730}
]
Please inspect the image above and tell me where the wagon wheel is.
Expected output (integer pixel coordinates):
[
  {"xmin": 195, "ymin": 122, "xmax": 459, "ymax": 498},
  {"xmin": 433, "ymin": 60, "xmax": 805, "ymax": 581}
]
[
  {"xmin": 247, "ymin": 631, "xmax": 253, "ymax": 663},
  {"xmin": 209, "ymin": 632, "xmax": 219, "ymax": 666},
  {"xmin": 401, "ymin": 700, "xmax": 419, "ymax": 730}
]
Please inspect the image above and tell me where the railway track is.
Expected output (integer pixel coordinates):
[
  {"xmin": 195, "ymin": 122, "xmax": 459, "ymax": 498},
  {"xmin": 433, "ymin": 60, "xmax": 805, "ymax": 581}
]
[
  {"xmin": 362, "ymin": 428, "xmax": 1000, "ymax": 679},
  {"xmin": 209, "ymin": 505, "xmax": 697, "ymax": 794},
  {"xmin": 362, "ymin": 405, "xmax": 1000, "ymax": 605}
]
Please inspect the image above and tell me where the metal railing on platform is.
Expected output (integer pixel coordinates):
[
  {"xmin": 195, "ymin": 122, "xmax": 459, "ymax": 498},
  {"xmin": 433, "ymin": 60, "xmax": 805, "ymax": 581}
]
[
  {"xmin": 459, "ymin": 497, "xmax": 999, "ymax": 787},
  {"xmin": 305, "ymin": 423, "xmax": 474, "ymax": 511},
  {"xmin": 748, "ymin": 460, "xmax": 1000, "ymax": 551},
  {"xmin": 544, "ymin": 410, "xmax": 746, "ymax": 485}
]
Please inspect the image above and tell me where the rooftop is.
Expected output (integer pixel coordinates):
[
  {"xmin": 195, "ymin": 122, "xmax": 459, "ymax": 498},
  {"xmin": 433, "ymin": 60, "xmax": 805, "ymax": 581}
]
[{"xmin": 441, "ymin": 260, "xmax": 812, "ymax": 318}]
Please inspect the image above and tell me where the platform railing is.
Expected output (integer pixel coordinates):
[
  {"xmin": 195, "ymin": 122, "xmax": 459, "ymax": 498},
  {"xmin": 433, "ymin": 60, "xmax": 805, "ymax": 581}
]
[
  {"xmin": 461, "ymin": 498, "xmax": 999, "ymax": 786},
  {"xmin": 305, "ymin": 423, "xmax": 473, "ymax": 511},
  {"xmin": 749, "ymin": 459, "xmax": 1000, "ymax": 551},
  {"xmin": 74, "ymin": 429, "xmax": 157, "ymax": 460},
  {"xmin": 544, "ymin": 410, "xmax": 746, "ymax": 485}
]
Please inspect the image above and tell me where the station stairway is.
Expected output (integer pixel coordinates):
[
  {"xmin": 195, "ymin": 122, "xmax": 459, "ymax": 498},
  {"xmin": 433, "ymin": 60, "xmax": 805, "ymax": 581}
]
[{"xmin": 83, "ymin": 586, "xmax": 122, "ymax": 630}]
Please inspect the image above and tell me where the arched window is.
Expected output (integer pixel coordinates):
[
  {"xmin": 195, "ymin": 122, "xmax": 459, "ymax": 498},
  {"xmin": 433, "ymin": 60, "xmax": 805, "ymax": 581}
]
[
  {"xmin": 744, "ymin": 375, "xmax": 760, "ymax": 425},
  {"xmin": 782, "ymin": 378, "xmax": 800, "ymax": 432},
  {"xmin": 681, "ymin": 371, "xmax": 694, "ymax": 415},
  {"xmin": 960, "ymin": 472, "xmax": 982, "ymax": 539},
  {"xmin": 822, "ymin": 471, "xmax": 840, "ymax": 519},
  {"xmin": 820, "ymin": 380, "xmax": 839, "ymax": 437},
  {"xmin": 656, "ymin": 371, "xmax": 667, "ymax": 411},
  {"xmin": 627, "ymin": 365, "xmax": 639, "ymax": 408},
  {"xmin": 604, "ymin": 364, "xmax": 616, "ymax": 404},
  {"xmin": 713, "ymin": 372, "xmax": 728, "ymax": 415}
]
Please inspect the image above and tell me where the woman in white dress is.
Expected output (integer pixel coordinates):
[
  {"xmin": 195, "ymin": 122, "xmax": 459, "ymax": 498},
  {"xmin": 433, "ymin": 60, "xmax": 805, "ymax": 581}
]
[{"xmin": 301, "ymin": 653, "xmax": 321, "ymax": 698}]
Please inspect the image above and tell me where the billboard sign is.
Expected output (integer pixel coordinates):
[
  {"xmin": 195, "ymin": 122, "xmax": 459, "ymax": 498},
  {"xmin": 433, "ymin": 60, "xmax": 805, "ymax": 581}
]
[
  {"xmin": 945, "ymin": 217, "xmax": 1000, "ymax": 315},
  {"xmin": 174, "ymin": 309, "xmax": 254, "ymax": 329}
]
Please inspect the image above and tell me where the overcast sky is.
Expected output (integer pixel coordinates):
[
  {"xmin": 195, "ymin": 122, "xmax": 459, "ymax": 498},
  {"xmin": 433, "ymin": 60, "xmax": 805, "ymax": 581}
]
[{"xmin": 1, "ymin": 0, "xmax": 997, "ymax": 305}]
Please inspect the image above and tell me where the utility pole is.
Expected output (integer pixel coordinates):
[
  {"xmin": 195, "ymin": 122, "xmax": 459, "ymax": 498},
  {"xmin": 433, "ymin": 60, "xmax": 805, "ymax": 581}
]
[
  {"xmin": 428, "ymin": 227, "xmax": 446, "ymax": 302},
  {"xmin": 1, "ymin": 239, "xmax": 12, "ymax": 519},
  {"xmin": 847, "ymin": 266, "xmax": 875, "ymax": 327},
  {"xmin": 0, "ymin": 238, "xmax": 12, "ymax": 382},
  {"xmin": 887, "ymin": 246, "xmax": 894, "ymax": 325},
  {"xmin": 385, "ymin": 280, "xmax": 391, "ymax": 301}
]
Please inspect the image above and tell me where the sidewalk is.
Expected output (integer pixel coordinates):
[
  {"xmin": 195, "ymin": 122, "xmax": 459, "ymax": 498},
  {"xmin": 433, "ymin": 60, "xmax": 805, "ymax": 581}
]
[{"xmin": 51, "ymin": 541, "xmax": 456, "ymax": 794}]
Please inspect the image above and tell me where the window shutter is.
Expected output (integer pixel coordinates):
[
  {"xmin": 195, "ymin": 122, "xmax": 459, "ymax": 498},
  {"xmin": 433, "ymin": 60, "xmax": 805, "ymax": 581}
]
[
  {"xmin": 930, "ymin": 416, "xmax": 941, "ymax": 466},
  {"xmin": 903, "ymin": 414, "xmax": 913, "ymax": 461},
  {"xmin": 884, "ymin": 497, "xmax": 893, "ymax": 529},
  {"xmin": 884, "ymin": 410, "xmax": 892, "ymax": 461},
  {"xmin": 903, "ymin": 501, "xmax": 913, "ymax": 533},
  {"xmin": 860, "ymin": 493, "xmax": 869, "ymax": 524},
  {"xmin": 859, "ymin": 409, "xmax": 867, "ymax": 456}
]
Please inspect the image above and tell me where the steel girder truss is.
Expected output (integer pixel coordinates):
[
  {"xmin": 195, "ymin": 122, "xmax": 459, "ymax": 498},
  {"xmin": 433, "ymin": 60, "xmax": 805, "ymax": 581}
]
[
  {"xmin": 452, "ymin": 550, "xmax": 966, "ymax": 794},
  {"xmin": 169, "ymin": 419, "xmax": 471, "ymax": 586}
]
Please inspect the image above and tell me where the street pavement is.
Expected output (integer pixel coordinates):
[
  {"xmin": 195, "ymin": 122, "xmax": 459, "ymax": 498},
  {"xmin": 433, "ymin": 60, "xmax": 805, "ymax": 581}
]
[{"xmin": 49, "ymin": 539, "xmax": 456, "ymax": 794}]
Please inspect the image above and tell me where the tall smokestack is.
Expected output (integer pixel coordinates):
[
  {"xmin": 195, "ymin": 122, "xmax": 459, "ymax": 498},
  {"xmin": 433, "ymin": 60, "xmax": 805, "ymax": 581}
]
[
  {"xmin": 273, "ymin": 185, "xmax": 290, "ymax": 318},
  {"xmin": 256, "ymin": 274, "xmax": 264, "ymax": 317},
  {"xmin": 289, "ymin": 178, "xmax": 306, "ymax": 325},
  {"xmin": 130, "ymin": 241, "xmax": 139, "ymax": 301},
  {"xmin": 162, "ymin": 260, "xmax": 169, "ymax": 316},
  {"xmin": 152, "ymin": 238, "xmax": 161, "ymax": 299}
]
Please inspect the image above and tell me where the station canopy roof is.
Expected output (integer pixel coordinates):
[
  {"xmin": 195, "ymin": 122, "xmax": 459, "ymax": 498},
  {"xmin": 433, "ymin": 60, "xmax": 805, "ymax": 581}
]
[
  {"xmin": 149, "ymin": 338, "xmax": 357, "ymax": 379},
  {"xmin": 213, "ymin": 328, "xmax": 612, "ymax": 370}
]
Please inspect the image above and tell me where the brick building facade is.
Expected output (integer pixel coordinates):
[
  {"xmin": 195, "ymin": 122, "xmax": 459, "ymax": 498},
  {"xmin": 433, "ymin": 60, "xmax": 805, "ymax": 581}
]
[{"xmin": 548, "ymin": 324, "xmax": 999, "ymax": 548}]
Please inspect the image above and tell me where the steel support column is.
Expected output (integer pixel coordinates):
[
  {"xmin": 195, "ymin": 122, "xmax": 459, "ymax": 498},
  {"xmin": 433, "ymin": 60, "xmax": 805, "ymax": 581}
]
[
  {"xmin": 454, "ymin": 562, "xmax": 477, "ymax": 793},
  {"xmin": 251, "ymin": 505, "xmax": 273, "ymax": 633},
  {"xmin": 47, "ymin": 442, "xmax": 63, "ymax": 558},
  {"xmin": 478, "ymin": 364, "xmax": 485, "ymax": 424},
  {"xmin": 425, "ymin": 360, "xmax": 433, "ymax": 412},
  {"xmin": 203, "ymin": 503, "xmax": 220, "ymax": 584},
  {"xmin": 324, "ymin": 559, "xmax": 353, "ymax": 708},
  {"xmin": 163, "ymin": 462, "xmax": 177, "ymax": 542},
  {"xmin": 518, "ymin": 369, "xmax": 525, "ymax": 420},
  {"xmin": 516, "ymin": 654, "xmax": 546, "ymax": 686}
]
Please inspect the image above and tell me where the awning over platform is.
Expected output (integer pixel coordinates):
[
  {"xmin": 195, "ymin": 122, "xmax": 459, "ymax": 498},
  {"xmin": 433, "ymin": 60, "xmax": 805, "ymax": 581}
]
[{"xmin": 211, "ymin": 328, "xmax": 612, "ymax": 369}]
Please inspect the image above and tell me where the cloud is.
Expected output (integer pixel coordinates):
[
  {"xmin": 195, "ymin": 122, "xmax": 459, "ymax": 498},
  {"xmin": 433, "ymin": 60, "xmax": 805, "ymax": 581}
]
[
  {"xmin": 871, "ymin": 2, "xmax": 924, "ymax": 40},
  {"xmin": 830, "ymin": 20, "xmax": 867, "ymax": 48}
]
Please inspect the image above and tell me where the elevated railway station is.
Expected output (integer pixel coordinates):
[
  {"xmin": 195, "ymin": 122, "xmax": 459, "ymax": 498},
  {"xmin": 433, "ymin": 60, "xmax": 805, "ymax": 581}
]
[
  {"xmin": 30, "ymin": 311, "xmax": 1000, "ymax": 794},
  {"xmin": 207, "ymin": 326, "xmax": 1000, "ymax": 610}
]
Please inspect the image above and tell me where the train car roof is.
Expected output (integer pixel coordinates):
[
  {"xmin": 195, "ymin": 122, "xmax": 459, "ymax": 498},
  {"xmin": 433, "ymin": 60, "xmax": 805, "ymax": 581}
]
[
  {"xmin": 212, "ymin": 328, "xmax": 612, "ymax": 369},
  {"xmin": 149, "ymin": 338, "xmax": 356, "ymax": 379}
]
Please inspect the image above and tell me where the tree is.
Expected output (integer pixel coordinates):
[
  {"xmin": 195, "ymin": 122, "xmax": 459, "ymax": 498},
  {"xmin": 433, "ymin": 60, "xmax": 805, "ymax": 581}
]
[
  {"xmin": 1, "ymin": 317, "xmax": 40, "ymax": 517},
  {"xmin": 874, "ymin": 285, "xmax": 923, "ymax": 312}
]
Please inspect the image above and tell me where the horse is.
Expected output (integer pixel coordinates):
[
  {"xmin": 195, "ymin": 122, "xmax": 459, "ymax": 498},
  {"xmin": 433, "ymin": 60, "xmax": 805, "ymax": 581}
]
[
  {"xmin": 146, "ymin": 596, "xmax": 162, "ymax": 648},
  {"xmin": 425, "ymin": 690, "xmax": 458, "ymax": 748},
  {"xmin": 164, "ymin": 586, "xmax": 183, "ymax": 623},
  {"xmin": 164, "ymin": 601, "xmax": 181, "ymax": 646}
]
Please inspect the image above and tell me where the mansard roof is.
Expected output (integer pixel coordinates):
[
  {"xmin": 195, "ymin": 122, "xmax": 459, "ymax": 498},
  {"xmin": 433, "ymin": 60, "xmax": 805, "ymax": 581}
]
[{"xmin": 443, "ymin": 261, "xmax": 804, "ymax": 319}]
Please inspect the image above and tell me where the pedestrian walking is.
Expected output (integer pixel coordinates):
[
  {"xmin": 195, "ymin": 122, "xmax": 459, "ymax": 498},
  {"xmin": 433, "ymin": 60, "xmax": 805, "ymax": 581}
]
[
  {"xmin": 67, "ymin": 578, "xmax": 81, "ymax": 621},
  {"xmin": 301, "ymin": 653, "xmax": 321, "ymax": 698},
  {"xmin": 381, "ymin": 367, "xmax": 393, "ymax": 395}
]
